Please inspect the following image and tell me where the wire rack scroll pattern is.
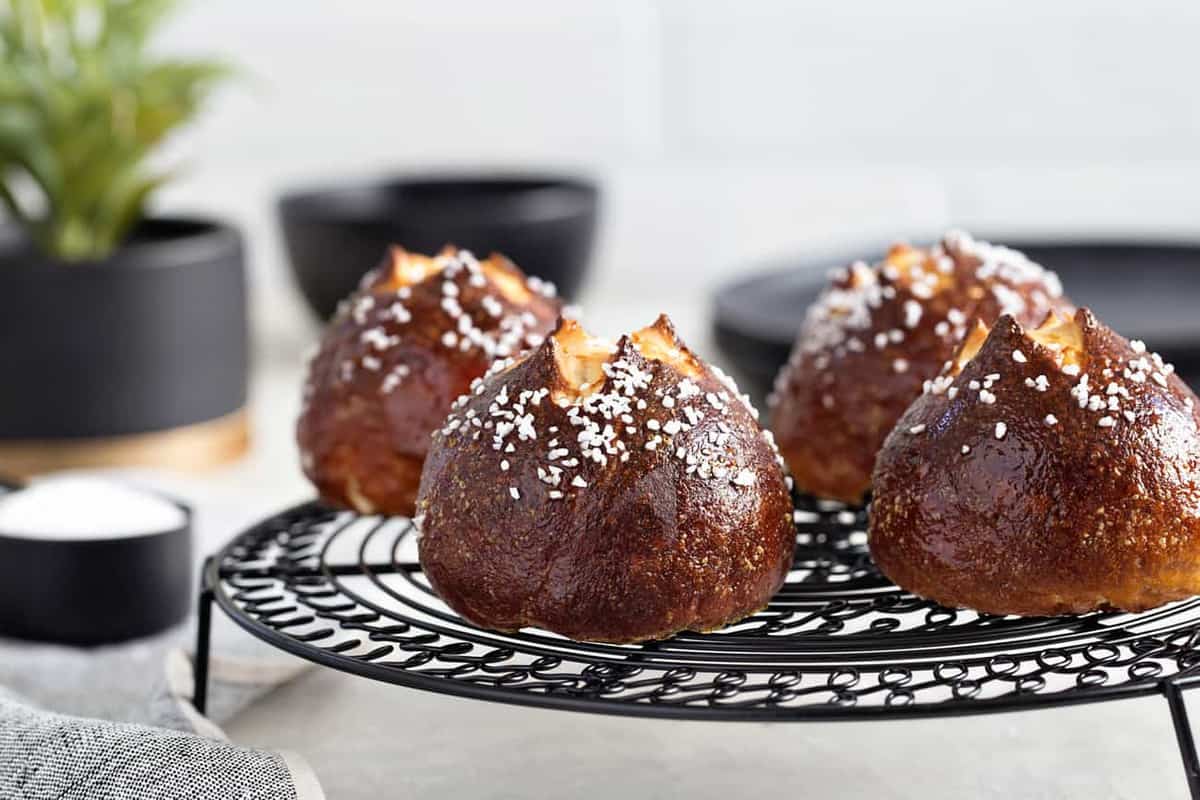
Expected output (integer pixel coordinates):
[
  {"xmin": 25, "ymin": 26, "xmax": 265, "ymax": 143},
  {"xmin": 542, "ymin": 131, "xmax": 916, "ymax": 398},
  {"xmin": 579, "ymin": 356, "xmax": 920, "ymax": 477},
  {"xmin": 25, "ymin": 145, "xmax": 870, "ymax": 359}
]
[{"xmin": 205, "ymin": 494, "xmax": 1200, "ymax": 721}]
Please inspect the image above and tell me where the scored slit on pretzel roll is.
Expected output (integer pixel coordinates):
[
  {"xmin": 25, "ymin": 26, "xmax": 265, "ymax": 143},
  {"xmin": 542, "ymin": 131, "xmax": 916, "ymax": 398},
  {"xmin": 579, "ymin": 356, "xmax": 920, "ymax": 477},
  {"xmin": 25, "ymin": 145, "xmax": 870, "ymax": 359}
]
[
  {"xmin": 870, "ymin": 307, "xmax": 1200, "ymax": 616},
  {"xmin": 415, "ymin": 315, "xmax": 795, "ymax": 643},
  {"xmin": 297, "ymin": 246, "xmax": 561, "ymax": 517},
  {"xmin": 768, "ymin": 231, "xmax": 1072, "ymax": 504}
]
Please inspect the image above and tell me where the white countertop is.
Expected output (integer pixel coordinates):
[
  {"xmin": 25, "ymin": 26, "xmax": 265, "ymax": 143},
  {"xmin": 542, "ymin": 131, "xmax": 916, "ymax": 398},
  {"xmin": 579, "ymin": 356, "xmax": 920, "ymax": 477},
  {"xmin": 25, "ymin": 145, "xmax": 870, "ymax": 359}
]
[
  {"xmin": 226, "ymin": 669, "xmax": 1186, "ymax": 799},
  {"xmin": 188, "ymin": 289, "xmax": 1196, "ymax": 799}
]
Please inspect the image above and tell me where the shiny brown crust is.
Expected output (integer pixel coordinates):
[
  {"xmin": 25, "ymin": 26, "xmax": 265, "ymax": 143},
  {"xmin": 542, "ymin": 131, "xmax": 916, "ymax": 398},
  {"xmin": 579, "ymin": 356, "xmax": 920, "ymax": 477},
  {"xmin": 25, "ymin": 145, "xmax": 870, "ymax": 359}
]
[
  {"xmin": 768, "ymin": 231, "xmax": 1071, "ymax": 504},
  {"xmin": 871, "ymin": 308, "xmax": 1200, "ymax": 616},
  {"xmin": 415, "ymin": 315, "xmax": 796, "ymax": 643},
  {"xmin": 297, "ymin": 247, "xmax": 560, "ymax": 517}
]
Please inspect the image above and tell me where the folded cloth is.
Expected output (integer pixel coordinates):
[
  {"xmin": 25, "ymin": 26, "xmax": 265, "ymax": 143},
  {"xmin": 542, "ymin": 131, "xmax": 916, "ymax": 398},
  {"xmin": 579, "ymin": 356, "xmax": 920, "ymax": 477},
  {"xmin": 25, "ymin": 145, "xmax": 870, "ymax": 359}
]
[
  {"xmin": 0, "ymin": 632, "xmax": 311, "ymax": 732},
  {"xmin": 0, "ymin": 688, "xmax": 323, "ymax": 800},
  {"xmin": 0, "ymin": 629, "xmax": 321, "ymax": 799},
  {"xmin": 0, "ymin": 631, "xmax": 182, "ymax": 729}
]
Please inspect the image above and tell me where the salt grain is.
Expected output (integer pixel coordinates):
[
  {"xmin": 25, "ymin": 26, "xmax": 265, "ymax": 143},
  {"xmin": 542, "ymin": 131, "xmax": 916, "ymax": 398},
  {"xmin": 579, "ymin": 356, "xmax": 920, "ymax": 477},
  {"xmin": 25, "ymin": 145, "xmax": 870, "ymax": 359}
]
[{"xmin": 903, "ymin": 299, "xmax": 922, "ymax": 329}]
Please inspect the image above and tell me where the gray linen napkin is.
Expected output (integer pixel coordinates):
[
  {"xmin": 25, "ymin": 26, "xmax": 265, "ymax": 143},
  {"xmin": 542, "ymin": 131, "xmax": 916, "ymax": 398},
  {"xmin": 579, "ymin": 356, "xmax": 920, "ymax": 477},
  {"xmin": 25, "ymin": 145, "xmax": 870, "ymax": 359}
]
[{"xmin": 0, "ymin": 687, "xmax": 323, "ymax": 800}]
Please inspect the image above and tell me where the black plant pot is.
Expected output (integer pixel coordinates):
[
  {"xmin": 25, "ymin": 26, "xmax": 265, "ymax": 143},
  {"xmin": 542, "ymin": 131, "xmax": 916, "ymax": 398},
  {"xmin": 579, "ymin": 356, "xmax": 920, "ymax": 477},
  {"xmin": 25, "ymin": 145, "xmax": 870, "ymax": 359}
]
[
  {"xmin": 278, "ymin": 173, "xmax": 600, "ymax": 320},
  {"xmin": 0, "ymin": 217, "xmax": 250, "ymax": 473}
]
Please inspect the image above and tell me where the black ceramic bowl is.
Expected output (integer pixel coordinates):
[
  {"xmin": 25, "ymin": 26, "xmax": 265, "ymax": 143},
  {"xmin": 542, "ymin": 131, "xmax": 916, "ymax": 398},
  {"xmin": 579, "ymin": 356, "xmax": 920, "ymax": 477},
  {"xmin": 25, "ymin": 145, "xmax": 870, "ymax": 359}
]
[
  {"xmin": 278, "ymin": 173, "xmax": 600, "ymax": 319},
  {"xmin": 0, "ymin": 217, "xmax": 248, "ymax": 440},
  {"xmin": 0, "ymin": 483, "xmax": 193, "ymax": 644}
]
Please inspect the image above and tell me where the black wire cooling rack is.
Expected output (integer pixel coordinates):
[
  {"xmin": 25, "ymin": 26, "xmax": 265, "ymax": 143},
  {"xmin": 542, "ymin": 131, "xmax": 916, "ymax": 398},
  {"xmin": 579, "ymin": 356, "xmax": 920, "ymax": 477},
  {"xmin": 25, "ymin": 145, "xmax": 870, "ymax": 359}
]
[{"xmin": 197, "ymin": 494, "xmax": 1200, "ymax": 797}]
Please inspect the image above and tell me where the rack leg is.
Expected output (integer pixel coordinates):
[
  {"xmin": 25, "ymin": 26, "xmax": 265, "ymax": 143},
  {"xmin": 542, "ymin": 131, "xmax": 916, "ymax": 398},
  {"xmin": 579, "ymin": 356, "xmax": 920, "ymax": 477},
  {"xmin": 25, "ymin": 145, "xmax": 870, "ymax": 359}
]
[
  {"xmin": 194, "ymin": 577, "xmax": 214, "ymax": 716},
  {"xmin": 1165, "ymin": 681, "xmax": 1200, "ymax": 800}
]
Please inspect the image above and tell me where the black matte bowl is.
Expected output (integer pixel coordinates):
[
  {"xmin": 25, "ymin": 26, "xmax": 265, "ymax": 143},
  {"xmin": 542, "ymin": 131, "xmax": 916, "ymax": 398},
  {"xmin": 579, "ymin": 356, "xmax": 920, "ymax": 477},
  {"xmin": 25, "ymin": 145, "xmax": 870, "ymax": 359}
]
[{"xmin": 278, "ymin": 173, "xmax": 600, "ymax": 320}]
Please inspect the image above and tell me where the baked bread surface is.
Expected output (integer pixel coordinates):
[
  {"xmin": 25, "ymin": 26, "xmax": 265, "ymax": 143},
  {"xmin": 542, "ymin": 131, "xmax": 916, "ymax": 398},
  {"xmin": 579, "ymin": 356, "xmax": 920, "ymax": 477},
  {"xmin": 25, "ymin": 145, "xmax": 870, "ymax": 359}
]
[
  {"xmin": 416, "ymin": 315, "xmax": 795, "ymax": 643},
  {"xmin": 297, "ymin": 246, "xmax": 561, "ymax": 516},
  {"xmin": 769, "ymin": 231, "xmax": 1071, "ymax": 503},
  {"xmin": 870, "ymin": 307, "xmax": 1200, "ymax": 615}
]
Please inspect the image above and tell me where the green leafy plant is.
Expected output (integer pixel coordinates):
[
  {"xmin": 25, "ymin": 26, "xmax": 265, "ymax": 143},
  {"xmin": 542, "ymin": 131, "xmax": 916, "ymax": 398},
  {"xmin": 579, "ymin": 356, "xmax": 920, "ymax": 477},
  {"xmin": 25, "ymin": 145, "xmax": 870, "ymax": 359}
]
[{"xmin": 0, "ymin": 0, "xmax": 227, "ymax": 261}]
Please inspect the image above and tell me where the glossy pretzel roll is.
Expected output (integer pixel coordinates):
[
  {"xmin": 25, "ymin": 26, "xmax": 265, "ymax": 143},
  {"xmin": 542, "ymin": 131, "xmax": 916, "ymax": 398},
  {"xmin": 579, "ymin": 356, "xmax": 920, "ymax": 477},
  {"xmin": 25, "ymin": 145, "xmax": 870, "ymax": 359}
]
[
  {"xmin": 298, "ymin": 246, "xmax": 561, "ymax": 516},
  {"xmin": 416, "ymin": 315, "xmax": 795, "ymax": 643},
  {"xmin": 871, "ymin": 307, "xmax": 1200, "ymax": 615},
  {"xmin": 769, "ymin": 231, "xmax": 1071, "ymax": 504}
]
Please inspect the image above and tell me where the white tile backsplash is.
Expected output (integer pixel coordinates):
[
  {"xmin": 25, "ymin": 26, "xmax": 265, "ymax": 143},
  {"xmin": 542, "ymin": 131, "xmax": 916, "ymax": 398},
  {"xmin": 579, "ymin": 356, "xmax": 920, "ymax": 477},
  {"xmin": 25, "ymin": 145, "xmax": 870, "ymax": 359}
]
[
  {"xmin": 148, "ymin": 0, "xmax": 1200, "ymax": 347},
  {"xmin": 943, "ymin": 163, "xmax": 1200, "ymax": 238},
  {"xmin": 659, "ymin": 0, "xmax": 1200, "ymax": 164},
  {"xmin": 160, "ymin": 0, "xmax": 660, "ymax": 167},
  {"xmin": 589, "ymin": 164, "xmax": 949, "ymax": 299}
]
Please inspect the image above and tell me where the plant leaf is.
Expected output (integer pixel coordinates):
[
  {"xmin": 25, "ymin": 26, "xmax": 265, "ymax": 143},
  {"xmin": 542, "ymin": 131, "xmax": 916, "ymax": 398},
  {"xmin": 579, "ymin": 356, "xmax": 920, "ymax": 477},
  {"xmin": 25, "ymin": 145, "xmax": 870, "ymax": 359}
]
[{"xmin": 0, "ymin": 0, "xmax": 231, "ymax": 261}]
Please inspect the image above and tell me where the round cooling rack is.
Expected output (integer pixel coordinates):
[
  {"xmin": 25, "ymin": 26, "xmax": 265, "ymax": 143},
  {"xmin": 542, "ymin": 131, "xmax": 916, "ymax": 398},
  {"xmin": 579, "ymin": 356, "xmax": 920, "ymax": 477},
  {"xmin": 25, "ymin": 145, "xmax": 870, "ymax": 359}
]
[{"xmin": 195, "ymin": 494, "xmax": 1200, "ymax": 795}]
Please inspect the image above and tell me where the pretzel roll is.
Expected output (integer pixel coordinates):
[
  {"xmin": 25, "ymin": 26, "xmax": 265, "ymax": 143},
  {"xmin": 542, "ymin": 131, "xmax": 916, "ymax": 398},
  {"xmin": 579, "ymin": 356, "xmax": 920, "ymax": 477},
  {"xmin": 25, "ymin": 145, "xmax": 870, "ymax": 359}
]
[
  {"xmin": 871, "ymin": 307, "xmax": 1200, "ymax": 615},
  {"xmin": 298, "ymin": 246, "xmax": 561, "ymax": 516},
  {"xmin": 416, "ymin": 315, "xmax": 795, "ymax": 643},
  {"xmin": 769, "ymin": 231, "xmax": 1071, "ymax": 503}
]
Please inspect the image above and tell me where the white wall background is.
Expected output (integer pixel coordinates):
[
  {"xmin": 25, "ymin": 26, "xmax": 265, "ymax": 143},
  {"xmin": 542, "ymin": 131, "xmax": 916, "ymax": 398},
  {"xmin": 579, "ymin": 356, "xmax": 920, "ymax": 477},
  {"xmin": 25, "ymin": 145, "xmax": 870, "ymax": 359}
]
[{"xmin": 152, "ymin": 0, "xmax": 1200, "ymax": 349}]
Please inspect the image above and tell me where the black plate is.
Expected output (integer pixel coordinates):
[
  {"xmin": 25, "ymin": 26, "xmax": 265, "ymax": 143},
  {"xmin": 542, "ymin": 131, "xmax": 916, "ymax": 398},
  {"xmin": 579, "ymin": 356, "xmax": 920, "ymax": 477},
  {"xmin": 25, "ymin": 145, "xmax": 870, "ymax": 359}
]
[{"xmin": 713, "ymin": 240, "xmax": 1200, "ymax": 403}]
